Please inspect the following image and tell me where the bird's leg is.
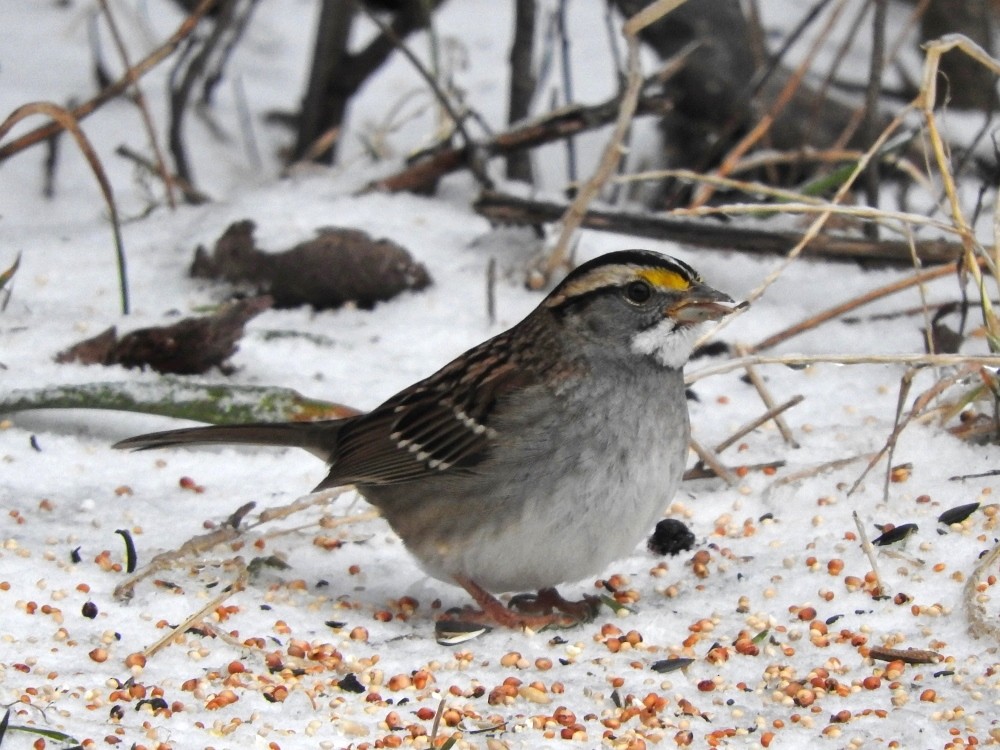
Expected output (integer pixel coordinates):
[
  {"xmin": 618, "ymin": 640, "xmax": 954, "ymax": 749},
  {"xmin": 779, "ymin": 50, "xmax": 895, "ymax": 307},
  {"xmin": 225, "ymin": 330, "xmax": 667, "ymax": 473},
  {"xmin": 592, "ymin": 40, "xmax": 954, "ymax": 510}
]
[
  {"xmin": 446, "ymin": 577, "xmax": 586, "ymax": 629},
  {"xmin": 508, "ymin": 587, "xmax": 601, "ymax": 621}
]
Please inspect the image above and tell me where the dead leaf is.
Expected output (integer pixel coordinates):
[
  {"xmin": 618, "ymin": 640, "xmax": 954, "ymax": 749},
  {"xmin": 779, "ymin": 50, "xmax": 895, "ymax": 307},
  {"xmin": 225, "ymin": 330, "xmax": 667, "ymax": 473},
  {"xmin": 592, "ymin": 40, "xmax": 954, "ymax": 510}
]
[
  {"xmin": 56, "ymin": 296, "xmax": 272, "ymax": 375},
  {"xmin": 191, "ymin": 220, "xmax": 432, "ymax": 309}
]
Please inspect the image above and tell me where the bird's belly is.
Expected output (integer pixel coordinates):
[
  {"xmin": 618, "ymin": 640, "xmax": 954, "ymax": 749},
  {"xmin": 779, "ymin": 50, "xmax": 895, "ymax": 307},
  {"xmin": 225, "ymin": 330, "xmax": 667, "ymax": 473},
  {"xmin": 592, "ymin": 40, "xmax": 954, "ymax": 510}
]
[{"xmin": 375, "ymin": 411, "xmax": 689, "ymax": 594}]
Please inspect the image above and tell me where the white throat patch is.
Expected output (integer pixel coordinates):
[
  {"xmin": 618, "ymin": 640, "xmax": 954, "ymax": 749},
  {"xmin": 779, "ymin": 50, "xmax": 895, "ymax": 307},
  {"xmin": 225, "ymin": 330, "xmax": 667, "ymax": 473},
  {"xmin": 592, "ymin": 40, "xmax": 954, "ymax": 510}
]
[{"xmin": 630, "ymin": 319, "xmax": 701, "ymax": 369}]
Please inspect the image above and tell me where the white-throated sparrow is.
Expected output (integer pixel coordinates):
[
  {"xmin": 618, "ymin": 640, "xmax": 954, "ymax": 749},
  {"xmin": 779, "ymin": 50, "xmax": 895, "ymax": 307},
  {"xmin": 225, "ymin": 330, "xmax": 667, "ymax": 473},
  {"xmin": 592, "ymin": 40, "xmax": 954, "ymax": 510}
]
[{"xmin": 116, "ymin": 250, "xmax": 735, "ymax": 629}]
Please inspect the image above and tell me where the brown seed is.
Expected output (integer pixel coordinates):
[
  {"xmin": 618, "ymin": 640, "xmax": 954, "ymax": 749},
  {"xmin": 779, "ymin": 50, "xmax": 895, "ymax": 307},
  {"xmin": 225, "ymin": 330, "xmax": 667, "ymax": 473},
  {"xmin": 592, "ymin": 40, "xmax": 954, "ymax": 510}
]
[
  {"xmin": 553, "ymin": 706, "xmax": 577, "ymax": 726},
  {"xmin": 89, "ymin": 648, "xmax": 108, "ymax": 663},
  {"xmin": 387, "ymin": 674, "xmax": 412, "ymax": 691},
  {"xmin": 500, "ymin": 651, "xmax": 522, "ymax": 668},
  {"xmin": 349, "ymin": 626, "xmax": 369, "ymax": 641}
]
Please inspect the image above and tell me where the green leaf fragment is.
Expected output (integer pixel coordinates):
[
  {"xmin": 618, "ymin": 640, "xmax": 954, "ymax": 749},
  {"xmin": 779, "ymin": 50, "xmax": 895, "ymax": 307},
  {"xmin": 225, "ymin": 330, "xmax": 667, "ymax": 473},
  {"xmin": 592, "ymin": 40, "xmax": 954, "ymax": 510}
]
[{"xmin": 0, "ymin": 378, "xmax": 353, "ymax": 425}]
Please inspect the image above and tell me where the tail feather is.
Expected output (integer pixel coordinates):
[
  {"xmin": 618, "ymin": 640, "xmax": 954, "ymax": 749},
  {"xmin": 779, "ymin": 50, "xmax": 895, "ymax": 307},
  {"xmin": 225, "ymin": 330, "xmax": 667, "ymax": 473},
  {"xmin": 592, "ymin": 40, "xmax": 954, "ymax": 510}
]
[{"xmin": 113, "ymin": 421, "xmax": 345, "ymax": 462}]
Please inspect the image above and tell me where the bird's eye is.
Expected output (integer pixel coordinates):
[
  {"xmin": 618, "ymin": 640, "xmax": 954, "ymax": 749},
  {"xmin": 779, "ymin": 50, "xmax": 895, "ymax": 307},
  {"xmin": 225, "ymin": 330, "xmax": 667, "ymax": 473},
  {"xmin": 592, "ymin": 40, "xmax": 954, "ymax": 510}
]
[{"xmin": 623, "ymin": 280, "xmax": 652, "ymax": 304}]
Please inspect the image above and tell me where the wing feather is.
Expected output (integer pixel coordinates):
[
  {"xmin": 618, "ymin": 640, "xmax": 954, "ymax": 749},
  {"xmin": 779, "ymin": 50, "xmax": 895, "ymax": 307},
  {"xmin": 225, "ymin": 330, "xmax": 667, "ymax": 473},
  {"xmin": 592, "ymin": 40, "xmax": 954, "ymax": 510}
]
[{"xmin": 316, "ymin": 333, "xmax": 534, "ymax": 489}]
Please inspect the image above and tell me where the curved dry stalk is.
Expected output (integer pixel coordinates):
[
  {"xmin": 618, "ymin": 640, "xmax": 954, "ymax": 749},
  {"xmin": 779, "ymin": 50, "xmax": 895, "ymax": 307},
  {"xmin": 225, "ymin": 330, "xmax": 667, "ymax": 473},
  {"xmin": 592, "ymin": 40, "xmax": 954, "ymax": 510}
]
[{"xmin": 0, "ymin": 102, "xmax": 129, "ymax": 314}]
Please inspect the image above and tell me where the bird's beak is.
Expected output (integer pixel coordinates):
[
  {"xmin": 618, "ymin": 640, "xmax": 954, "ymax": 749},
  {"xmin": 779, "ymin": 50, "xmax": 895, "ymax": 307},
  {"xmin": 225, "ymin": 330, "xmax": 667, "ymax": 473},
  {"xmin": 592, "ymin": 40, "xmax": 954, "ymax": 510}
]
[{"xmin": 668, "ymin": 282, "xmax": 737, "ymax": 325}]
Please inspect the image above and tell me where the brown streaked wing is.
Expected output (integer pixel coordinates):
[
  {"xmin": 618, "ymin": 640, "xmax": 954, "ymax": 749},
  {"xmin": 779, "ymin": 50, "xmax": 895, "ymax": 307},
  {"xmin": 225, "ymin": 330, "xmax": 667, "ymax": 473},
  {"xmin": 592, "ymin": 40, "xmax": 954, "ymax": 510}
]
[{"xmin": 316, "ymin": 334, "xmax": 534, "ymax": 489}]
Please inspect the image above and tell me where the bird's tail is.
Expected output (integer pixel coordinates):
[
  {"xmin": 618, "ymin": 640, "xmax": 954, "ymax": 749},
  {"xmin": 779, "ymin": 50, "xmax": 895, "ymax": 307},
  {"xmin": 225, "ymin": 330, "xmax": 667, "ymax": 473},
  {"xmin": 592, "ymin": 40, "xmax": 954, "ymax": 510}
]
[{"xmin": 113, "ymin": 420, "xmax": 346, "ymax": 462}]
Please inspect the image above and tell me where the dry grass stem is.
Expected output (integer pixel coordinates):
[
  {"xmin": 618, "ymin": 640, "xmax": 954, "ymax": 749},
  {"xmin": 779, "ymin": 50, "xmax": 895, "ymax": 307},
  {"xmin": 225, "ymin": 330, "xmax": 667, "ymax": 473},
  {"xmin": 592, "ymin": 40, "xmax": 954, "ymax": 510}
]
[
  {"xmin": 852, "ymin": 510, "xmax": 885, "ymax": 597},
  {"xmin": 690, "ymin": 0, "xmax": 850, "ymax": 207},
  {"xmin": 965, "ymin": 538, "xmax": 1000, "ymax": 641},
  {"xmin": 749, "ymin": 260, "xmax": 975, "ymax": 354},
  {"xmin": 736, "ymin": 345, "xmax": 799, "ymax": 448},
  {"xmin": 916, "ymin": 36, "xmax": 1000, "ymax": 352},
  {"xmin": 688, "ymin": 438, "xmax": 739, "ymax": 486},
  {"xmin": 97, "ymin": 0, "xmax": 176, "ymax": 209},
  {"xmin": 254, "ymin": 487, "xmax": 352, "ymax": 525},
  {"xmin": 846, "ymin": 364, "xmax": 976, "ymax": 497},
  {"xmin": 113, "ymin": 488, "xmax": 356, "ymax": 602},
  {"xmin": 730, "ymin": 147, "xmax": 929, "ymax": 189},
  {"xmin": 142, "ymin": 562, "xmax": 248, "ymax": 659},
  {"xmin": 687, "ymin": 352, "xmax": 1000, "ymax": 384},
  {"xmin": 766, "ymin": 452, "xmax": 876, "ymax": 490},
  {"xmin": 258, "ymin": 509, "xmax": 381, "ymax": 541},
  {"xmin": 714, "ymin": 394, "xmax": 804, "ymax": 455},
  {"xmin": 537, "ymin": 0, "xmax": 684, "ymax": 285},
  {"xmin": 0, "ymin": 0, "xmax": 218, "ymax": 162},
  {"xmin": 113, "ymin": 524, "xmax": 242, "ymax": 601},
  {"xmin": 0, "ymin": 101, "xmax": 129, "ymax": 313},
  {"xmin": 673, "ymin": 201, "xmax": 959, "ymax": 238}
]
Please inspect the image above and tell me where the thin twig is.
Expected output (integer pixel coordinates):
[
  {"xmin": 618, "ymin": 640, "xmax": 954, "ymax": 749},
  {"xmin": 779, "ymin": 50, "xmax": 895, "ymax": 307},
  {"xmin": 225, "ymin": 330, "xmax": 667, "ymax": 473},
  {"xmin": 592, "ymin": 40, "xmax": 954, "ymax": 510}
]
[
  {"xmin": 474, "ymin": 192, "xmax": 965, "ymax": 265},
  {"xmin": 536, "ymin": 16, "xmax": 650, "ymax": 285},
  {"xmin": 690, "ymin": 0, "xmax": 851, "ymax": 207},
  {"xmin": 0, "ymin": 0, "xmax": 218, "ymax": 162},
  {"xmin": 359, "ymin": 5, "xmax": 491, "ymax": 190},
  {"xmin": 97, "ymin": 0, "xmax": 177, "ymax": 208},
  {"xmin": 684, "ymin": 459, "xmax": 784, "ymax": 482}
]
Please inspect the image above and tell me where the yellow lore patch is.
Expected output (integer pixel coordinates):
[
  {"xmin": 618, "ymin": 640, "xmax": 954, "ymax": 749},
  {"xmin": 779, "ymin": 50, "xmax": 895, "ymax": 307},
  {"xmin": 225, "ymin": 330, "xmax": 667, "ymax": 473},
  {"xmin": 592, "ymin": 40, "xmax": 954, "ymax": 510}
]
[{"xmin": 637, "ymin": 267, "xmax": 691, "ymax": 291}]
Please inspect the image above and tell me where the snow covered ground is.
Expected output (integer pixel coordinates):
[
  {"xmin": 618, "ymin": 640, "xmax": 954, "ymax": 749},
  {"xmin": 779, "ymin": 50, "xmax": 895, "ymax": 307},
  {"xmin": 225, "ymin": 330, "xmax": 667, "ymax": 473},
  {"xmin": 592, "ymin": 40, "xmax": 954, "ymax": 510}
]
[{"xmin": 1, "ymin": 1, "xmax": 999, "ymax": 748}]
